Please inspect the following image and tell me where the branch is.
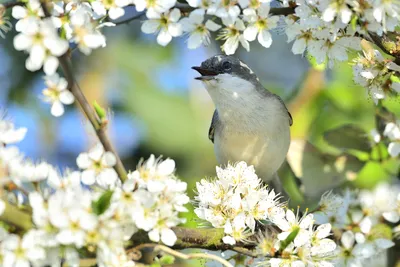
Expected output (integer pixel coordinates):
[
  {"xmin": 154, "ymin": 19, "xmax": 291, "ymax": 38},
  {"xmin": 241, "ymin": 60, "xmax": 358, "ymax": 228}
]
[
  {"xmin": 368, "ymin": 31, "xmax": 400, "ymax": 64},
  {"xmin": 0, "ymin": 201, "xmax": 32, "ymax": 231},
  {"xmin": 131, "ymin": 227, "xmax": 258, "ymax": 256},
  {"xmin": 40, "ymin": 1, "xmax": 128, "ymax": 182},
  {"xmin": 131, "ymin": 243, "xmax": 235, "ymax": 267},
  {"xmin": 110, "ymin": 4, "xmax": 296, "ymax": 26},
  {"xmin": 113, "ymin": 11, "xmax": 145, "ymax": 25},
  {"xmin": 0, "ymin": 0, "xmax": 23, "ymax": 9},
  {"xmin": 173, "ymin": 3, "xmax": 296, "ymax": 16},
  {"xmin": 57, "ymin": 56, "xmax": 128, "ymax": 182}
]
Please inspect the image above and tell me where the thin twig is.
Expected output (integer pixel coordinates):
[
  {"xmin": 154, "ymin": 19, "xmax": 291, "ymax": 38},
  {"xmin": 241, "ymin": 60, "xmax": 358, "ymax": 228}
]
[
  {"xmin": 173, "ymin": 2, "xmax": 296, "ymax": 15},
  {"xmin": 40, "ymin": 1, "xmax": 128, "ymax": 182},
  {"xmin": 368, "ymin": 32, "xmax": 393, "ymax": 57},
  {"xmin": 113, "ymin": 11, "xmax": 145, "ymax": 25},
  {"xmin": 58, "ymin": 55, "xmax": 128, "ymax": 182},
  {"xmin": 131, "ymin": 243, "xmax": 235, "ymax": 267},
  {"xmin": 1, "ymin": 0, "xmax": 24, "ymax": 9}
]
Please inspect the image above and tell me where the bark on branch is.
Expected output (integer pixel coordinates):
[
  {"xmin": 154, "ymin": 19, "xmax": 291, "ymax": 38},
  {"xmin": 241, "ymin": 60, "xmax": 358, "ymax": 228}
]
[{"xmin": 39, "ymin": 1, "xmax": 129, "ymax": 182}]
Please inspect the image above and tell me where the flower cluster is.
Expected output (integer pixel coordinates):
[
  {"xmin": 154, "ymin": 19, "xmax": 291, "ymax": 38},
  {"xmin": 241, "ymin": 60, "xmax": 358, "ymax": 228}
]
[
  {"xmin": 353, "ymin": 49, "xmax": 400, "ymax": 104},
  {"xmin": 194, "ymin": 162, "xmax": 337, "ymax": 266},
  {"xmin": 313, "ymin": 184, "xmax": 398, "ymax": 267},
  {"xmin": 77, "ymin": 143, "xmax": 120, "ymax": 189},
  {"xmin": 195, "ymin": 162, "xmax": 283, "ymax": 244},
  {"xmin": 140, "ymin": 2, "xmax": 280, "ymax": 53},
  {"xmin": 284, "ymin": 0, "xmax": 400, "ymax": 68},
  {"xmin": 11, "ymin": 0, "xmax": 111, "ymax": 75},
  {"xmin": 0, "ymin": 118, "xmax": 189, "ymax": 266}
]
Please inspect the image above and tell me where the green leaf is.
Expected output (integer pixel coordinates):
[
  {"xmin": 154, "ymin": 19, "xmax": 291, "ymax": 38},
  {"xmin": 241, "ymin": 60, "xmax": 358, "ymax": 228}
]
[
  {"xmin": 324, "ymin": 124, "xmax": 371, "ymax": 152},
  {"xmin": 93, "ymin": 101, "xmax": 107, "ymax": 120},
  {"xmin": 306, "ymin": 54, "xmax": 326, "ymax": 71},
  {"xmin": 351, "ymin": 16, "xmax": 358, "ymax": 31},
  {"xmin": 92, "ymin": 190, "xmax": 113, "ymax": 215},
  {"xmin": 158, "ymin": 255, "xmax": 175, "ymax": 265},
  {"xmin": 370, "ymin": 223, "xmax": 393, "ymax": 240},
  {"xmin": 370, "ymin": 143, "xmax": 389, "ymax": 161},
  {"xmin": 390, "ymin": 75, "xmax": 400, "ymax": 83},
  {"xmin": 353, "ymin": 161, "xmax": 392, "ymax": 189},
  {"xmin": 280, "ymin": 227, "xmax": 300, "ymax": 251}
]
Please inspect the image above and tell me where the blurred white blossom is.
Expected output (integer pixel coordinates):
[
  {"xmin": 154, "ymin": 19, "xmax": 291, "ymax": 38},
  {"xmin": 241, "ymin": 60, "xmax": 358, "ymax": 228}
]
[
  {"xmin": 76, "ymin": 144, "xmax": 119, "ymax": 188},
  {"xmin": 42, "ymin": 74, "xmax": 74, "ymax": 117},
  {"xmin": 0, "ymin": 120, "xmax": 27, "ymax": 145},
  {"xmin": 243, "ymin": 4, "xmax": 279, "ymax": 48},
  {"xmin": 13, "ymin": 18, "xmax": 68, "ymax": 75},
  {"xmin": 219, "ymin": 17, "xmax": 249, "ymax": 55},
  {"xmin": 383, "ymin": 121, "xmax": 400, "ymax": 157},
  {"xmin": 180, "ymin": 9, "xmax": 221, "ymax": 49},
  {"xmin": 141, "ymin": 8, "xmax": 182, "ymax": 46}
]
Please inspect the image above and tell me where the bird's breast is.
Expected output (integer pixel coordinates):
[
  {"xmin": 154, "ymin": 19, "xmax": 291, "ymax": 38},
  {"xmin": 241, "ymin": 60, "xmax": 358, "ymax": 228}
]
[{"xmin": 214, "ymin": 126, "xmax": 290, "ymax": 182}]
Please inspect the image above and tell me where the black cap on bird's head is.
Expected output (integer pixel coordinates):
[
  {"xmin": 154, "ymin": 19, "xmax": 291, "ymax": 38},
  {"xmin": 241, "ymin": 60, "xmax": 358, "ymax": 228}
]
[{"xmin": 192, "ymin": 55, "xmax": 259, "ymax": 84}]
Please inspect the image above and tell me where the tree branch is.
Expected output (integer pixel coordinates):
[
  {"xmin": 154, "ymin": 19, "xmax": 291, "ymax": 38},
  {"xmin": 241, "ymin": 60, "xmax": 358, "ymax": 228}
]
[
  {"xmin": 130, "ymin": 227, "xmax": 258, "ymax": 256},
  {"xmin": 113, "ymin": 11, "xmax": 145, "ymax": 25},
  {"xmin": 39, "ymin": 1, "xmax": 128, "ymax": 182},
  {"xmin": 0, "ymin": 0, "xmax": 24, "ymax": 9},
  {"xmin": 0, "ymin": 201, "xmax": 32, "ymax": 231},
  {"xmin": 0, "ymin": 204, "xmax": 260, "ymax": 257},
  {"xmin": 368, "ymin": 31, "xmax": 400, "ymax": 64},
  {"xmin": 131, "ymin": 243, "xmax": 235, "ymax": 267}
]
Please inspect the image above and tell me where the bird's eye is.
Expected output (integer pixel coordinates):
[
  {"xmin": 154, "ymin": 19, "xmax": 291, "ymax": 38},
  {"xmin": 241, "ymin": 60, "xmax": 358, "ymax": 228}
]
[{"xmin": 222, "ymin": 61, "xmax": 232, "ymax": 71}]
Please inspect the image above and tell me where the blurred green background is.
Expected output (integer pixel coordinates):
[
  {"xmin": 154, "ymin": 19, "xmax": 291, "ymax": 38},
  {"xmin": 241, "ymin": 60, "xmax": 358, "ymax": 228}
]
[{"xmin": 0, "ymin": 6, "xmax": 399, "ymax": 230}]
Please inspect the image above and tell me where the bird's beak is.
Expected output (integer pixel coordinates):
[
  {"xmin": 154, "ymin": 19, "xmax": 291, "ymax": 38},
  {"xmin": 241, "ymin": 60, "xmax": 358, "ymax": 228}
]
[{"xmin": 192, "ymin": 66, "xmax": 218, "ymax": 81}]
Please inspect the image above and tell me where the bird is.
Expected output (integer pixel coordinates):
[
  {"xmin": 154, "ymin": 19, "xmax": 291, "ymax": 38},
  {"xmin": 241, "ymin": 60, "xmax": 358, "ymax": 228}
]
[{"xmin": 192, "ymin": 55, "xmax": 292, "ymax": 194}]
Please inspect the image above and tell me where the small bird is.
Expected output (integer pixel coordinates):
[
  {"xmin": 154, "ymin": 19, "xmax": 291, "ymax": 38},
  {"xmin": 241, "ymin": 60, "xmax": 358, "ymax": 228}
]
[{"xmin": 192, "ymin": 55, "xmax": 292, "ymax": 193}]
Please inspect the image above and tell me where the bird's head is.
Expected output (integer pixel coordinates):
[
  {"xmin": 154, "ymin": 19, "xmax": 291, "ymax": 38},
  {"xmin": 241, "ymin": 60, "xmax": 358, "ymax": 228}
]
[
  {"xmin": 192, "ymin": 55, "xmax": 259, "ymax": 84},
  {"xmin": 192, "ymin": 55, "xmax": 269, "ymax": 112}
]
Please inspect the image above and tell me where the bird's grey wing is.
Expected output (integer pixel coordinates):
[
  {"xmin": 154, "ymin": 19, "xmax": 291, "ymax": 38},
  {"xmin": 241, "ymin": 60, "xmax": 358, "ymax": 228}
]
[
  {"xmin": 288, "ymin": 111, "xmax": 293, "ymax": 126},
  {"xmin": 274, "ymin": 93, "xmax": 293, "ymax": 126},
  {"xmin": 208, "ymin": 110, "xmax": 219, "ymax": 143}
]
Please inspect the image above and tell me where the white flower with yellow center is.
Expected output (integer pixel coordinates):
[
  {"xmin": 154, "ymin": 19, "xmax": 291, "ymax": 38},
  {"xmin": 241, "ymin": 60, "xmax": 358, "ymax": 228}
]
[
  {"xmin": 91, "ymin": 0, "xmax": 131, "ymax": 20},
  {"xmin": 42, "ymin": 74, "xmax": 74, "ymax": 117},
  {"xmin": 180, "ymin": 9, "xmax": 221, "ymax": 49},
  {"xmin": 134, "ymin": 0, "xmax": 176, "ymax": 16},
  {"xmin": 76, "ymin": 144, "xmax": 119, "ymax": 188},
  {"xmin": 128, "ymin": 154, "xmax": 176, "ymax": 191},
  {"xmin": 11, "ymin": 0, "xmax": 43, "ymax": 34},
  {"xmin": 243, "ymin": 4, "xmax": 279, "ymax": 48},
  {"xmin": 141, "ymin": 8, "xmax": 182, "ymax": 46},
  {"xmin": 271, "ymin": 208, "xmax": 314, "ymax": 247},
  {"xmin": 219, "ymin": 17, "xmax": 249, "ymax": 55},
  {"xmin": 13, "ymin": 18, "xmax": 69, "ymax": 74}
]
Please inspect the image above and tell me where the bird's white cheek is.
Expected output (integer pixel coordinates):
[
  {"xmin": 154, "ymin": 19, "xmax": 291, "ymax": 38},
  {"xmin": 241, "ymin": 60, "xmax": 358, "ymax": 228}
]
[{"xmin": 202, "ymin": 79, "xmax": 218, "ymax": 88}]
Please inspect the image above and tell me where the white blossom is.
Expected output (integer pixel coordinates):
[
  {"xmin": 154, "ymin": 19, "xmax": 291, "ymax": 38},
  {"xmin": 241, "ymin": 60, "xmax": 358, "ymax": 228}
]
[
  {"xmin": 134, "ymin": 0, "xmax": 175, "ymax": 16},
  {"xmin": 383, "ymin": 122, "xmax": 400, "ymax": 157},
  {"xmin": 219, "ymin": 17, "xmax": 249, "ymax": 55},
  {"xmin": 42, "ymin": 74, "xmax": 74, "ymax": 117},
  {"xmin": 0, "ymin": 120, "xmax": 27, "ymax": 145},
  {"xmin": 91, "ymin": 0, "xmax": 130, "ymax": 20},
  {"xmin": 11, "ymin": 0, "xmax": 43, "ymax": 33},
  {"xmin": 141, "ymin": 8, "xmax": 182, "ymax": 46},
  {"xmin": 13, "ymin": 18, "xmax": 68, "ymax": 75},
  {"xmin": 76, "ymin": 144, "xmax": 119, "ymax": 188},
  {"xmin": 180, "ymin": 9, "xmax": 221, "ymax": 49},
  {"xmin": 243, "ymin": 4, "xmax": 279, "ymax": 48}
]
